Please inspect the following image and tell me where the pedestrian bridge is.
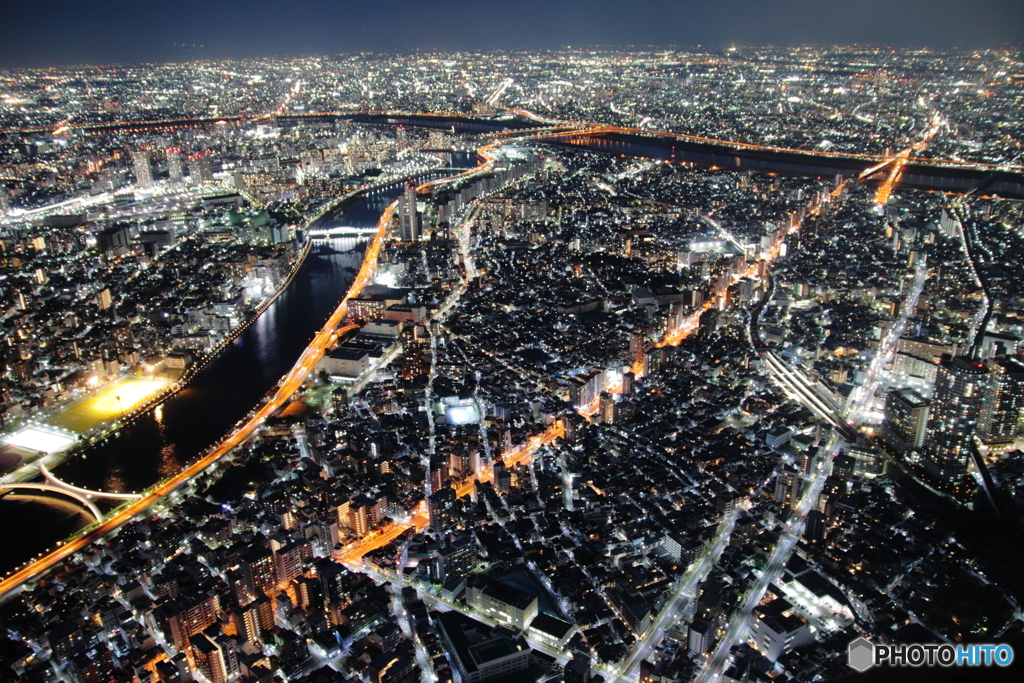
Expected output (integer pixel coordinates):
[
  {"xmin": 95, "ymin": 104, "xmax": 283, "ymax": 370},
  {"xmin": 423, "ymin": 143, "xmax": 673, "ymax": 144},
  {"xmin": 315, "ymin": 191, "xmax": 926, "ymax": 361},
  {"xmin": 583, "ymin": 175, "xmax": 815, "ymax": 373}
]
[{"xmin": 0, "ymin": 463, "xmax": 143, "ymax": 523}]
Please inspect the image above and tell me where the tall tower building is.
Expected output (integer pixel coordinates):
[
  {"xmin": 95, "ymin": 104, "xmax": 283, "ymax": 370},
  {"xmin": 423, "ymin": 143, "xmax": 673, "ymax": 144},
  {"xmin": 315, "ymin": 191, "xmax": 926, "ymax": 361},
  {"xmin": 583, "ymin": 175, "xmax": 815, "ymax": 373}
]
[
  {"xmin": 621, "ymin": 371, "xmax": 635, "ymax": 396},
  {"xmin": 398, "ymin": 182, "xmax": 421, "ymax": 242},
  {"xmin": 154, "ymin": 590, "xmax": 221, "ymax": 650},
  {"xmin": 238, "ymin": 548, "xmax": 278, "ymax": 601},
  {"xmin": 427, "ymin": 486, "xmax": 457, "ymax": 534},
  {"xmin": 774, "ymin": 469, "xmax": 803, "ymax": 509},
  {"xmin": 189, "ymin": 154, "xmax": 214, "ymax": 184},
  {"xmin": 167, "ymin": 148, "xmax": 184, "ymax": 182},
  {"xmin": 598, "ymin": 392, "xmax": 616, "ymax": 425},
  {"xmin": 132, "ymin": 150, "xmax": 153, "ymax": 188},
  {"xmin": 922, "ymin": 355, "xmax": 990, "ymax": 483},
  {"xmin": 978, "ymin": 356, "xmax": 1024, "ymax": 445},
  {"xmin": 882, "ymin": 388, "xmax": 930, "ymax": 453},
  {"xmin": 190, "ymin": 632, "xmax": 239, "ymax": 683}
]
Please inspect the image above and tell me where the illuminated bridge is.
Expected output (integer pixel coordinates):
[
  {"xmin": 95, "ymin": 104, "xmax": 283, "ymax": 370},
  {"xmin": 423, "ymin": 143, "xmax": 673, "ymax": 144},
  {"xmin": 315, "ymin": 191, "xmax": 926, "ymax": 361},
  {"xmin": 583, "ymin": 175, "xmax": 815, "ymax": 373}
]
[
  {"xmin": 0, "ymin": 463, "xmax": 142, "ymax": 524},
  {"xmin": 306, "ymin": 225, "xmax": 380, "ymax": 239},
  {"xmin": 10, "ymin": 109, "xmax": 1020, "ymax": 198}
]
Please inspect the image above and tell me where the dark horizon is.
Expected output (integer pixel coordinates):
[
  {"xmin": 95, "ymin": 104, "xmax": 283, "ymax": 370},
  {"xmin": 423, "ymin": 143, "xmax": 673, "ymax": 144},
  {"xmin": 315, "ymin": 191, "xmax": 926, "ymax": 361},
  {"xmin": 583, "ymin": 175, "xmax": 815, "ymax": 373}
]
[{"xmin": 2, "ymin": 0, "xmax": 1022, "ymax": 69}]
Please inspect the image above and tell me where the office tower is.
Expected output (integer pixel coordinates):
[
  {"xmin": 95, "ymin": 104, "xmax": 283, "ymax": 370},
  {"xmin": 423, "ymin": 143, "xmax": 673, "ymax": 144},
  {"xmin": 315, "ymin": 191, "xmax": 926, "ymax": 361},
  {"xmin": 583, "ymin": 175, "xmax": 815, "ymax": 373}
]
[
  {"xmin": 882, "ymin": 388, "xmax": 930, "ymax": 452},
  {"xmin": 132, "ymin": 150, "xmax": 153, "ymax": 188},
  {"xmin": 316, "ymin": 560, "xmax": 349, "ymax": 626},
  {"xmin": 923, "ymin": 355, "xmax": 990, "ymax": 483},
  {"xmin": 613, "ymin": 399, "xmax": 635, "ymax": 423},
  {"xmin": 398, "ymin": 182, "xmax": 421, "ymax": 242},
  {"xmin": 493, "ymin": 459, "xmax": 511, "ymax": 495},
  {"xmin": 804, "ymin": 509, "xmax": 826, "ymax": 543},
  {"xmin": 498, "ymin": 427, "xmax": 513, "ymax": 456},
  {"xmin": 167, "ymin": 148, "xmax": 184, "ymax": 182},
  {"xmin": 430, "ymin": 532, "xmax": 477, "ymax": 583},
  {"xmin": 978, "ymin": 356, "xmax": 1024, "ymax": 444},
  {"xmin": 428, "ymin": 486, "xmax": 457, "ymax": 534},
  {"xmin": 688, "ymin": 618, "xmax": 715, "ymax": 656}
]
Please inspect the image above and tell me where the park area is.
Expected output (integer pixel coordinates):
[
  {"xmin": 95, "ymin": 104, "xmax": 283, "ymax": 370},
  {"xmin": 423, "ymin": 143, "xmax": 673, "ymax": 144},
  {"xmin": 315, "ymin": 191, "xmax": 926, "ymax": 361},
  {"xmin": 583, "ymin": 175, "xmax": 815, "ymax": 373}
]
[{"xmin": 48, "ymin": 377, "xmax": 171, "ymax": 434}]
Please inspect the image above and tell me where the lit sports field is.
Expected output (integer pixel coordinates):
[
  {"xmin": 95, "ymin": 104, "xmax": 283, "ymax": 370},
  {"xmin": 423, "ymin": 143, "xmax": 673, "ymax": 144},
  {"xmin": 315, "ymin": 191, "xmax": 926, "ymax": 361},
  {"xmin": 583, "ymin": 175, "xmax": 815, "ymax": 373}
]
[{"xmin": 49, "ymin": 378, "xmax": 170, "ymax": 433}]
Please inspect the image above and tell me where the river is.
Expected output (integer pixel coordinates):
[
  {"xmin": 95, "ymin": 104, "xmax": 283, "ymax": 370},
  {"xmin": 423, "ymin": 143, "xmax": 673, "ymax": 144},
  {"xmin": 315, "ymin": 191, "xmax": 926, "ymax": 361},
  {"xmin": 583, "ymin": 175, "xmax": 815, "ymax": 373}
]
[{"xmin": 0, "ymin": 173, "xmax": 449, "ymax": 575}]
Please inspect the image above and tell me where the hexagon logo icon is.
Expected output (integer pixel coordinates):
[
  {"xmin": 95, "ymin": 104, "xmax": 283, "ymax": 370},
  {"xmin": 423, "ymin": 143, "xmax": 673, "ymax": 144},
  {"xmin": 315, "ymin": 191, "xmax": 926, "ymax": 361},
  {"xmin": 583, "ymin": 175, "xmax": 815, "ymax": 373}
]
[{"xmin": 848, "ymin": 637, "xmax": 875, "ymax": 672}]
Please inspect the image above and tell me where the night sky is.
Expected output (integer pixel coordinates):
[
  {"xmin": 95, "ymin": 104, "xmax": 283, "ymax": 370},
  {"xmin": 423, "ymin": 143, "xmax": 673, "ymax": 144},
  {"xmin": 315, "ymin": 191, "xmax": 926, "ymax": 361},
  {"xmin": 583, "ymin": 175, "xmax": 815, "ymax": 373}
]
[{"xmin": 2, "ymin": 0, "xmax": 1022, "ymax": 68}]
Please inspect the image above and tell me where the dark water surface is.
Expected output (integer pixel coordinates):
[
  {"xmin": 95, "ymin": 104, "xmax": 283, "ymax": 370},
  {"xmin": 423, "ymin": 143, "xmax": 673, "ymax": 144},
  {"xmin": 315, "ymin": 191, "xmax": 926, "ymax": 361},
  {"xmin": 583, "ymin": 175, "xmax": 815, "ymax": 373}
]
[{"xmin": 0, "ymin": 173, "xmax": 454, "ymax": 574}]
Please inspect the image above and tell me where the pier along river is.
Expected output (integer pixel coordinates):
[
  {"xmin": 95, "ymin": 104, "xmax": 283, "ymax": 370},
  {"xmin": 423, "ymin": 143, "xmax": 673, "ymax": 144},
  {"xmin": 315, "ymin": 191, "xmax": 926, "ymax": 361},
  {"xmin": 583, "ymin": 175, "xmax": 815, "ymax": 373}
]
[{"xmin": 0, "ymin": 173, "xmax": 450, "ymax": 576}]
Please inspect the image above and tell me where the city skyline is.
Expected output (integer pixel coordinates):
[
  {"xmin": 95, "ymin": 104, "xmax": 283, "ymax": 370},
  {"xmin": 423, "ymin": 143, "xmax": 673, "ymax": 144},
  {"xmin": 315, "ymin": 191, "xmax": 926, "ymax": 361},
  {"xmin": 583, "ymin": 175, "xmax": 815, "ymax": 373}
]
[
  {"xmin": 1, "ymin": 42, "xmax": 1023, "ymax": 683},
  {"xmin": 0, "ymin": 0, "xmax": 1022, "ymax": 68}
]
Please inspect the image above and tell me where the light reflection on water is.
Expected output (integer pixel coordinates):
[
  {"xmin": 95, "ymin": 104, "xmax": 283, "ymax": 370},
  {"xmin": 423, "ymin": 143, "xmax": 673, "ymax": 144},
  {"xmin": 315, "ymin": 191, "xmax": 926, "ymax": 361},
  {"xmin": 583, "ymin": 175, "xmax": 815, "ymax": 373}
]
[{"xmin": 0, "ymin": 178, "xmax": 426, "ymax": 573}]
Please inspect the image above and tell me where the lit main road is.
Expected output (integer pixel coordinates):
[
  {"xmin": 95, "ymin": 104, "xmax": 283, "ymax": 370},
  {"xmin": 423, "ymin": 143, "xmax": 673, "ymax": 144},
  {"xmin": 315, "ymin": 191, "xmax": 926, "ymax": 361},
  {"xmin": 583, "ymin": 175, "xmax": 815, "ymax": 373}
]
[
  {"xmin": 0, "ymin": 197, "xmax": 385, "ymax": 597},
  {"xmin": 452, "ymin": 421, "xmax": 566, "ymax": 499},
  {"xmin": 0, "ymin": 144, "xmax": 508, "ymax": 598},
  {"xmin": 611, "ymin": 510, "xmax": 738, "ymax": 683},
  {"xmin": 694, "ymin": 433, "xmax": 843, "ymax": 683},
  {"xmin": 696, "ymin": 263, "xmax": 930, "ymax": 682},
  {"xmin": 873, "ymin": 111, "xmax": 944, "ymax": 207}
]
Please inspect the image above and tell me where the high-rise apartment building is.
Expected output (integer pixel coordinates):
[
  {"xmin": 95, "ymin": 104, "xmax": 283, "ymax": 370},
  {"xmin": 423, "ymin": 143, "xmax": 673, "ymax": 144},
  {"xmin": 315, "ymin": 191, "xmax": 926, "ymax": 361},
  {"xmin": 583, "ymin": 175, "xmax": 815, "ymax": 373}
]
[
  {"xmin": 189, "ymin": 154, "xmax": 214, "ymax": 183},
  {"xmin": 398, "ymin": 183, "xmax": 421, "ymax": 242},
  {"xmin": 922, "ymin": 355, "xmax": 990, "ymax": 483},
  {"xmin": 598, "ymin": 392, "xmax": 616, "ymax": 425},
  {"xmin": 238, "ymin": 548, "xmax": 278, "ymax": 600},
  {"xmin": 154, "ymin": 590, "xmax": 220, "ymax": 649},
  {"xmin": 167, "ymin": 148, "xmax": 184, "ymax": 182},
  {"xmin": 191, "ymin": 631, "xmax": 239, "ymax": 683},
  {"xmin": 132, "ymin": 150, "xmax": 153, "ymax": 188},
  {"xmin": 568, "ymin": 368, "xmax": 604, "ymax": 410},
  {"xmin": 978, "ymin": 356, "xmax": 1024, "ymax": 445},
  {"xmin": 882, "ymin": 388, "xmax": 930, "ymax": 453},
  {"xmin": 428, "ymin": 486, "xmax": 457, "ymax": 534}
]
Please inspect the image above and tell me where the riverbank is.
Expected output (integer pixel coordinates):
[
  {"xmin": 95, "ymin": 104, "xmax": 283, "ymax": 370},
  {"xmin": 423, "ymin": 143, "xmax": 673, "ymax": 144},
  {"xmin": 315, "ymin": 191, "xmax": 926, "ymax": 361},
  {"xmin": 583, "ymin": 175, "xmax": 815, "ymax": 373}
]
[
  {"xmin": 23, "ymin": 241, "xmax": 314, "ymax": 476},
  {"xmin": 0, "ymin": 144, "xmax": 507, "ymax": 597}
]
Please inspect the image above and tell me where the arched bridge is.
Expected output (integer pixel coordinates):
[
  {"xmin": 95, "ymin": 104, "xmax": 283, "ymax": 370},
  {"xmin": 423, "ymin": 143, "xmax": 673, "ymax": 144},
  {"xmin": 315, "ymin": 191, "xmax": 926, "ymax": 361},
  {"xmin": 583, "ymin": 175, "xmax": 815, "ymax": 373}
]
[{"xmin": 0, "ymin": 463, "xmax": 143, "ymax": 524}]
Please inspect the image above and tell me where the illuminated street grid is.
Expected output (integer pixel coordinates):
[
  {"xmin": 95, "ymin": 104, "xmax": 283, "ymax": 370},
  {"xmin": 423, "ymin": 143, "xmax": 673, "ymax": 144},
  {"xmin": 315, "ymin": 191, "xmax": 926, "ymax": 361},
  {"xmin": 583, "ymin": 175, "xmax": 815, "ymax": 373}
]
[{"xmin": 1, "ymin": 47, "xmax": 1023, "ymax": 683}]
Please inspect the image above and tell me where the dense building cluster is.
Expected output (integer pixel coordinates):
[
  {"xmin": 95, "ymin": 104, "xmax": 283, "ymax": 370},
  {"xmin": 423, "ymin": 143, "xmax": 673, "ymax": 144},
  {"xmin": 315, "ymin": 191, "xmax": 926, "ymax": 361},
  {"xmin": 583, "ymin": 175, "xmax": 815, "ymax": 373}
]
[{"xmin": 1, "ymin": 46, "xmax": 1023, "ymax": 683}]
